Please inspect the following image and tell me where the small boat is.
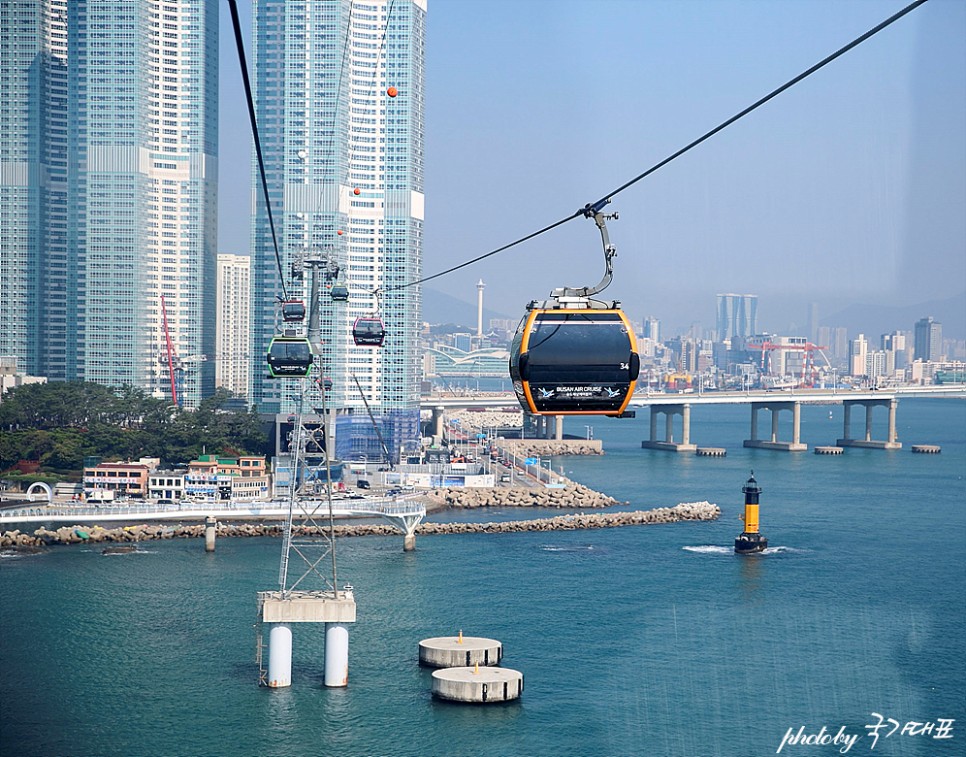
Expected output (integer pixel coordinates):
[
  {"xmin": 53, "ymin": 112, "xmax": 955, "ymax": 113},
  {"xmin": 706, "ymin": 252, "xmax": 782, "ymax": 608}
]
[{"xmin": 101, "ymin": 545, "xmax": 137, "ymax": 555}]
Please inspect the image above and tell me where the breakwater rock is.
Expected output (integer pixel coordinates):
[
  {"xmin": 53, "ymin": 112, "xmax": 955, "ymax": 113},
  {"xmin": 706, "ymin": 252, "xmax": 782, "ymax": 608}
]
[
  {"xmin": 0, "ymin": 503, "xmax": 719, "ymax": 548},
  {"xmin": 425, "ymin": 484, "xmax": 621, "ymax": 509},
  {"xmin": 498, "ymin": 439, "xmax": 603, "ymax": 457}
]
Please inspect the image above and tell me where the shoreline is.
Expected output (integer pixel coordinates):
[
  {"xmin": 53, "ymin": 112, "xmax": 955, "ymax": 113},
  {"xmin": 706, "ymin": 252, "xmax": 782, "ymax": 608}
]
[{"xmin": 0, "ymin": 502, "xmax": 720, "ymax": 549}]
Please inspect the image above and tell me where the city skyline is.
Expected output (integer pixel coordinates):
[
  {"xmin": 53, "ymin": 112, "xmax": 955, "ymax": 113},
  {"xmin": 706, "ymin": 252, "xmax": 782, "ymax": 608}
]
[{"xmin": 219, "ymin": 0, "xmax": 965, "ymax": 339}]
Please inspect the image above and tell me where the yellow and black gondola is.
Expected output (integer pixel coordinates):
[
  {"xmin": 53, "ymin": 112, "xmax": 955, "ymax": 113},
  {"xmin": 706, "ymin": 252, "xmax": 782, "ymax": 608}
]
[{"xmin": 509, "ymin": 306, "xmax": 639, "ymax": 416}]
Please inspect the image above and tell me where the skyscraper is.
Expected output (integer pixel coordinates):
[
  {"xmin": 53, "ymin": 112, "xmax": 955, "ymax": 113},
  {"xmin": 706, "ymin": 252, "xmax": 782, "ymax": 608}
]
[
  {"xmin": 216, "ymin": 254, "xmax": 251, "ymax": 397},
  {"xmin": 716, "ymin": 294, "xmax": 758, "ymax": 342},
  {"xmin": 250, "ymin": 0, "xmax": 425, "ymax": 462},
  {"xmin": 1, "ymin": 1, "xmax": 217, "ymax": 406},
  {"xmin": 913, "ymin": 317, "xmax": 942, "ymax": 362}
]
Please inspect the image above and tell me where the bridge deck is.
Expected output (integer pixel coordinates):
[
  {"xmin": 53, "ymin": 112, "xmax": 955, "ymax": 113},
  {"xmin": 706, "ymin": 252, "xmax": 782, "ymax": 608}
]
[{"xmin": 0, "ymin": 497, "xmax": 426, "ymax": 525}]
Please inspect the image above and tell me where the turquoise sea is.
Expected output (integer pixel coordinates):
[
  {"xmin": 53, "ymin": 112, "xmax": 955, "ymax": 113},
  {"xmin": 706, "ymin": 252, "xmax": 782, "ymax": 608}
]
[{"xmin": 1, "ymin": 398, "xmax": 963, "ymax": 757}]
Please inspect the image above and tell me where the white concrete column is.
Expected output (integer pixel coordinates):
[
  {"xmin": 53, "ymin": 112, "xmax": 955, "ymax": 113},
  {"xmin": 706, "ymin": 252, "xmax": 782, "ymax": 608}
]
[
  {"xmin": 554, "ymin": 415, "xmax": 564, "ymax": 441},
  {"xmin": 792, "ymin": 403, "xmax": 801, "ymax": 445},
  {"xmin": 681, "ymin": 404, "xmax": 691, "ymax": 446},
  {"xmin": 888, "ymin": 399, "xmax": 898, "ymax": 443},
  {"xmin": 324, "ymin": 623, "xmax": 350, "ymax": 687},
  {"xmin": 771, "ymin": 409, "xmax": 779, "ymax": 443},
  {"xmin": 433, "ymin": 407, "xmax": 445, "ymax": 439},
  {"xmin": 267, "ymin": 623, "xmax": 293, "ymax": 688},
  {"xmin": 204, "ymin": 516, "xmax": 216, "ymax": 552},
  {"xmin": 865, "ymin": 405, "xmax": 873, "ymax": 442},
  {"xmin": 665, "ymin": 412, "xmax": 674, "ymax": 444}
]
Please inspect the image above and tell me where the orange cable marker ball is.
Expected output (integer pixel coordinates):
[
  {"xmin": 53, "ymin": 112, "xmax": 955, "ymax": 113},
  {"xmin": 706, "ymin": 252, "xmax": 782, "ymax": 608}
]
[
  {"xmin": 386, "ymin": 86, "xmax": 398, "ymax": 98},
  {"xmin": 353, "ymin": 188, "xmax": 361, "ymax": 195},
  {"xmin": 337, "ymin": 230, "xmax": 343, "ymax": 236}
]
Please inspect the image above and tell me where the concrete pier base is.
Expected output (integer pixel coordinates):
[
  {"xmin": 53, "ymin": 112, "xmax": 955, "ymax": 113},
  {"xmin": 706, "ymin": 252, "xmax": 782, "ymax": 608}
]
[
  {"xmin": 267, "ymin": 623, "xmax": 292, "ymax": 688},
  {"xmin": 204, "ymin": 516, "xmax": 216, "ymax": 552},
  {"xmin": 431, "ymin": 666, "xmax": 523, "ymax": 703},
  {"xmin": 403, "ymin": 533, "xmax": 416, "ymax": 551},
  {"xmin": 744, "ymin": 402, "xmax": 807, "ymax": 451},
  {"xmin": 419, "ymin": 635, "xmax": 502, "ymax": 668},
  {"xmin": 641, "ymin": 404, "xmax": 697, "ymax": 452},
  {"xmin": 837, "ymin": 398, "xmax": 901, "ymax": 450},
  {"xmin": 814, "ymin": 446, "xmax": 844, "ymax": 455},
  {"xmin": 324, "ymin": 623, "xmax": 349, "ymax": 687}
]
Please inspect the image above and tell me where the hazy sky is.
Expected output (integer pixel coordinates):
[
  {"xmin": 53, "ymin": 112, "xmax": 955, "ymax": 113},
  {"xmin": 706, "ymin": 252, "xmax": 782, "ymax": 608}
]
[{"xmin": 218, "ymin": 0, "xmax": 965, "ymax": 336}]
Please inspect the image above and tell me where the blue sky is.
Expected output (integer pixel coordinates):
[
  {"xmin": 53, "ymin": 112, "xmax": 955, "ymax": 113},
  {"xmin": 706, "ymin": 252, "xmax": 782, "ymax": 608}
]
[{"xmin": 218, "ymin": 0, "xmax": 965, "ymax": 336}]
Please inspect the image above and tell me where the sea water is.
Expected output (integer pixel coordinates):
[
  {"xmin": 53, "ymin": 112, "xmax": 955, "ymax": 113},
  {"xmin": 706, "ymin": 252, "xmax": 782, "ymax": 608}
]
[{"xmin": 1, "ymin": 398, "xmax": 963, "ymax": 757}]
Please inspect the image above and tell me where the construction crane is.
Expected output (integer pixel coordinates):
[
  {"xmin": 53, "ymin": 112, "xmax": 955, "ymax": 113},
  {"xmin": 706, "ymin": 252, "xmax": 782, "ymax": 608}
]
[{"xmin": 748, "ymin": 341, "xmax": 831, "ymax": 387}]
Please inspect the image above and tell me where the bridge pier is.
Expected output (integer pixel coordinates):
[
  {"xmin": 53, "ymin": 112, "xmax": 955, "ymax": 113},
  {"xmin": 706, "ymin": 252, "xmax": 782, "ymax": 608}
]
[
  {"xmin": 258, "ymin": 590, "xmax": 357, "ymax": 688},
  {"xmin": 743, "ymin": 401, "xmax": 807, "ymax": 451},
  {"xmin": 204, "ymin": 515, "xmax": 216, "ymax": 552},
  {"xmin": 641, "ymin": 403, "xmax": 697, "ymax": 452},
  {"xmin": 837, "ymin": 398, "xmax": 901, "ymax": 449},
  {"xmin": 432, "ymin": 406, "xmax": 445, "ymax": 444}
]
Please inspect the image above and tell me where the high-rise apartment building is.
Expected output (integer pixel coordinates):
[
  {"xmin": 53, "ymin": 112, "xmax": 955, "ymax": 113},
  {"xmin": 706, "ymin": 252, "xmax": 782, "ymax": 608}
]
[
  {"xmin": 1, "ymin": 1, "xmax": 217, "ymax": 406},
  {"xmin": 913, "ymin": 317, "xmax": 942, "ymax": 362},
  {"xmin": 216, "ymin": 254, "xmax": 251, "ymax": 396},
  {"xmin": 250, "ymin": 0, "xmax": 425, "ymax": 462},
  {"xmin": 643, "ymin": 317, "xmax": 661, "ymax": 344},
  {"xmin": 849, "ymin": 334, "xmax": 869, "ymax": 377},
  {"xmin": 716, "ymin": 294, "xmax": 758, "ymax": 342}
]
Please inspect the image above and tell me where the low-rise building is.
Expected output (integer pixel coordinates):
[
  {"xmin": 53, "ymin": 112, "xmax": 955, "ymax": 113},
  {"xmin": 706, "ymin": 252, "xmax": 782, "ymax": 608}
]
[{"xmin": 83, "ymin": 460, "xmax": 155, "ymax": 499}]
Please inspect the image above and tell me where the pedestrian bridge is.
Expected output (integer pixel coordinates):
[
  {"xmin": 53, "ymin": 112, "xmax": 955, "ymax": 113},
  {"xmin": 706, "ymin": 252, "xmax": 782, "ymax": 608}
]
[{"xmin": 0, "ymin": 496, "xmax": 426, "ymax": 538}]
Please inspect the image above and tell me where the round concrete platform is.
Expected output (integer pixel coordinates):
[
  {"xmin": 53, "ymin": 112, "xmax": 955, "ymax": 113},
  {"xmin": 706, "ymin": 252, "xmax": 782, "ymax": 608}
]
[
  {"xmin": 419, "ymin": 635, "xmax": 502, "ymax": 668},
  {"xmin": 431, "ymin": 666, "xmax": 523, "ymax": 703}
]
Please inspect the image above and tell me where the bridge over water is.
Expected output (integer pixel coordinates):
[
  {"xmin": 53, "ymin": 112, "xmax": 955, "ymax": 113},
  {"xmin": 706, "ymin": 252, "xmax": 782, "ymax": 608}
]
[
  {"xmin": 421, "ymin": 385, "xmax": 966, "ymax": 453},
  {"xmin": 0, "ymin": 496, "xmax": 426, "ymax": 541}
]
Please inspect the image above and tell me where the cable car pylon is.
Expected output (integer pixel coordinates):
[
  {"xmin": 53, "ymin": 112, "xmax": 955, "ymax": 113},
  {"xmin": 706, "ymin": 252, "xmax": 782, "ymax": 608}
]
[{"xmin": 256, "ymin": 258, "xmax": 356, "ymax": 690}]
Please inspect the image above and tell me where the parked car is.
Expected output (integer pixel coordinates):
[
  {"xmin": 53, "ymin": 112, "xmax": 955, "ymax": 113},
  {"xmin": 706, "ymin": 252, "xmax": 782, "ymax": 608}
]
[{"xmin": 357, "ymin": 479, "xmax": 371, "ymax": 489}]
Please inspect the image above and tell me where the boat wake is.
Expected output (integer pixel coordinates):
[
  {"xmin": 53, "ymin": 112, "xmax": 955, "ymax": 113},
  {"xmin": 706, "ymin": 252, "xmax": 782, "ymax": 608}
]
[
  {"xmin": 541, "ymin": 545, "xmax": 597, "ymax": 553},
  {"xmin": 683, "ymin": 545, "xmax": 808, "ymax": 555},
  {"xmin": 682, "ymin": 545, "xmax": 732, "ymax": 555}
]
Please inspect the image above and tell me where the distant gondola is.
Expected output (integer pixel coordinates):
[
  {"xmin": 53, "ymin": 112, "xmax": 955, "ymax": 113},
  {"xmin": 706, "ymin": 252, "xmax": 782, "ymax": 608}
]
[
  {"xmin": 352, "ymin": 317, "xmax": 385, "ymax": 347},
  {"xmin": 330, "ymin": 285, "xmax": 349, "ymax": 302},
  {"xmin": 509, "ymin": 306, "xmax": 639, "ymax": 416},
  {"xmin": 267, "ymin": 336, "xmax": 314, "ymax": 378},
  {"xmin": 280, "ymin": 300, "xmax": 306, "ymax": 322}
]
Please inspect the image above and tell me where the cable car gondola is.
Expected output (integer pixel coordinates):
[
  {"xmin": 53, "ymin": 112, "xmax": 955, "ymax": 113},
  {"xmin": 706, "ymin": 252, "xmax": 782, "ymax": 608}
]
[
  {"xmin": 280, "ymin": 300, "xmax": 306, "ymax": 322},
  {"xmin": 508, "ymin": 202, "xmax": 639, "ymax": 416},
  {"xmin": 330, "ymin": 285, "xmax": 349, "ymax": 302},
  {"xmin": 267, "ymin": 336, "xmax": 314, "ymax": 378},
  {"xmin": 510, "ymin": 306, "xmax": 639, "ymax": 415},
  {"xmin": 352, "ymin": 316, "xmax": 385, "ymax": 347}
]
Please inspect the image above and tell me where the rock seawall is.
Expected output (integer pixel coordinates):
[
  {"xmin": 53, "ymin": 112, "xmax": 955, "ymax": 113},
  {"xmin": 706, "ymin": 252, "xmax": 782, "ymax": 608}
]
[
  {"xmin": 425, "ymin": 484, "xmax": 621, "ymax": 509},
  {"xmin": 0, "ymin": 502, "xmax": 719, "ymax": 548}
]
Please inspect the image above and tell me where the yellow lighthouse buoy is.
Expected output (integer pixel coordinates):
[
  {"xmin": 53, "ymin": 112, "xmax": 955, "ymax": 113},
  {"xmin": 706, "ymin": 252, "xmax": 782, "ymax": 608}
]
[{"xmin": 735, "ymin": 472, "xmax": 768, "ymax": 554}]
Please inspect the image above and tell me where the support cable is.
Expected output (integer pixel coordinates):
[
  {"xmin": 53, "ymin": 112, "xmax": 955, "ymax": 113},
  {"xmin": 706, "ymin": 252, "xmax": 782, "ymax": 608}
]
[
  {"xmin": 227, "ymin": 0, "xmax": 288, "ymax": 301},
  {"xmin": 381, "ymin": 0, "xmax": 928, "ymax": 295}
]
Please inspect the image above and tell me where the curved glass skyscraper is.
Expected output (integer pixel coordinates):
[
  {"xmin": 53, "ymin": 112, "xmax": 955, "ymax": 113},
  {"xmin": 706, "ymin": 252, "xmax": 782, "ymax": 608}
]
[{"xmin": 249, "ymin": 0, "xmax": 425, "ymax": 462}]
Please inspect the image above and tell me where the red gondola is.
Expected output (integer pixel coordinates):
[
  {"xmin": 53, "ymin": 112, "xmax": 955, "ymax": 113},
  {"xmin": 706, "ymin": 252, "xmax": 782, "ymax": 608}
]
[
  {"xmin": 352, "ymin": 317, "xmax": 385, "ymax": 347},
  {"xmin": 281, "ymin": 300, "xmax": 306, "ymax": 322}
]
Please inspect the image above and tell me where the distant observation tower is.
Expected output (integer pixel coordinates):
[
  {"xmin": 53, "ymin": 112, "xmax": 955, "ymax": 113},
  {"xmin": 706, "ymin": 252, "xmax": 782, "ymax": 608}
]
[{"xmin": 476, "ymin": 279, "xmax": 485, "ymax": 338}]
